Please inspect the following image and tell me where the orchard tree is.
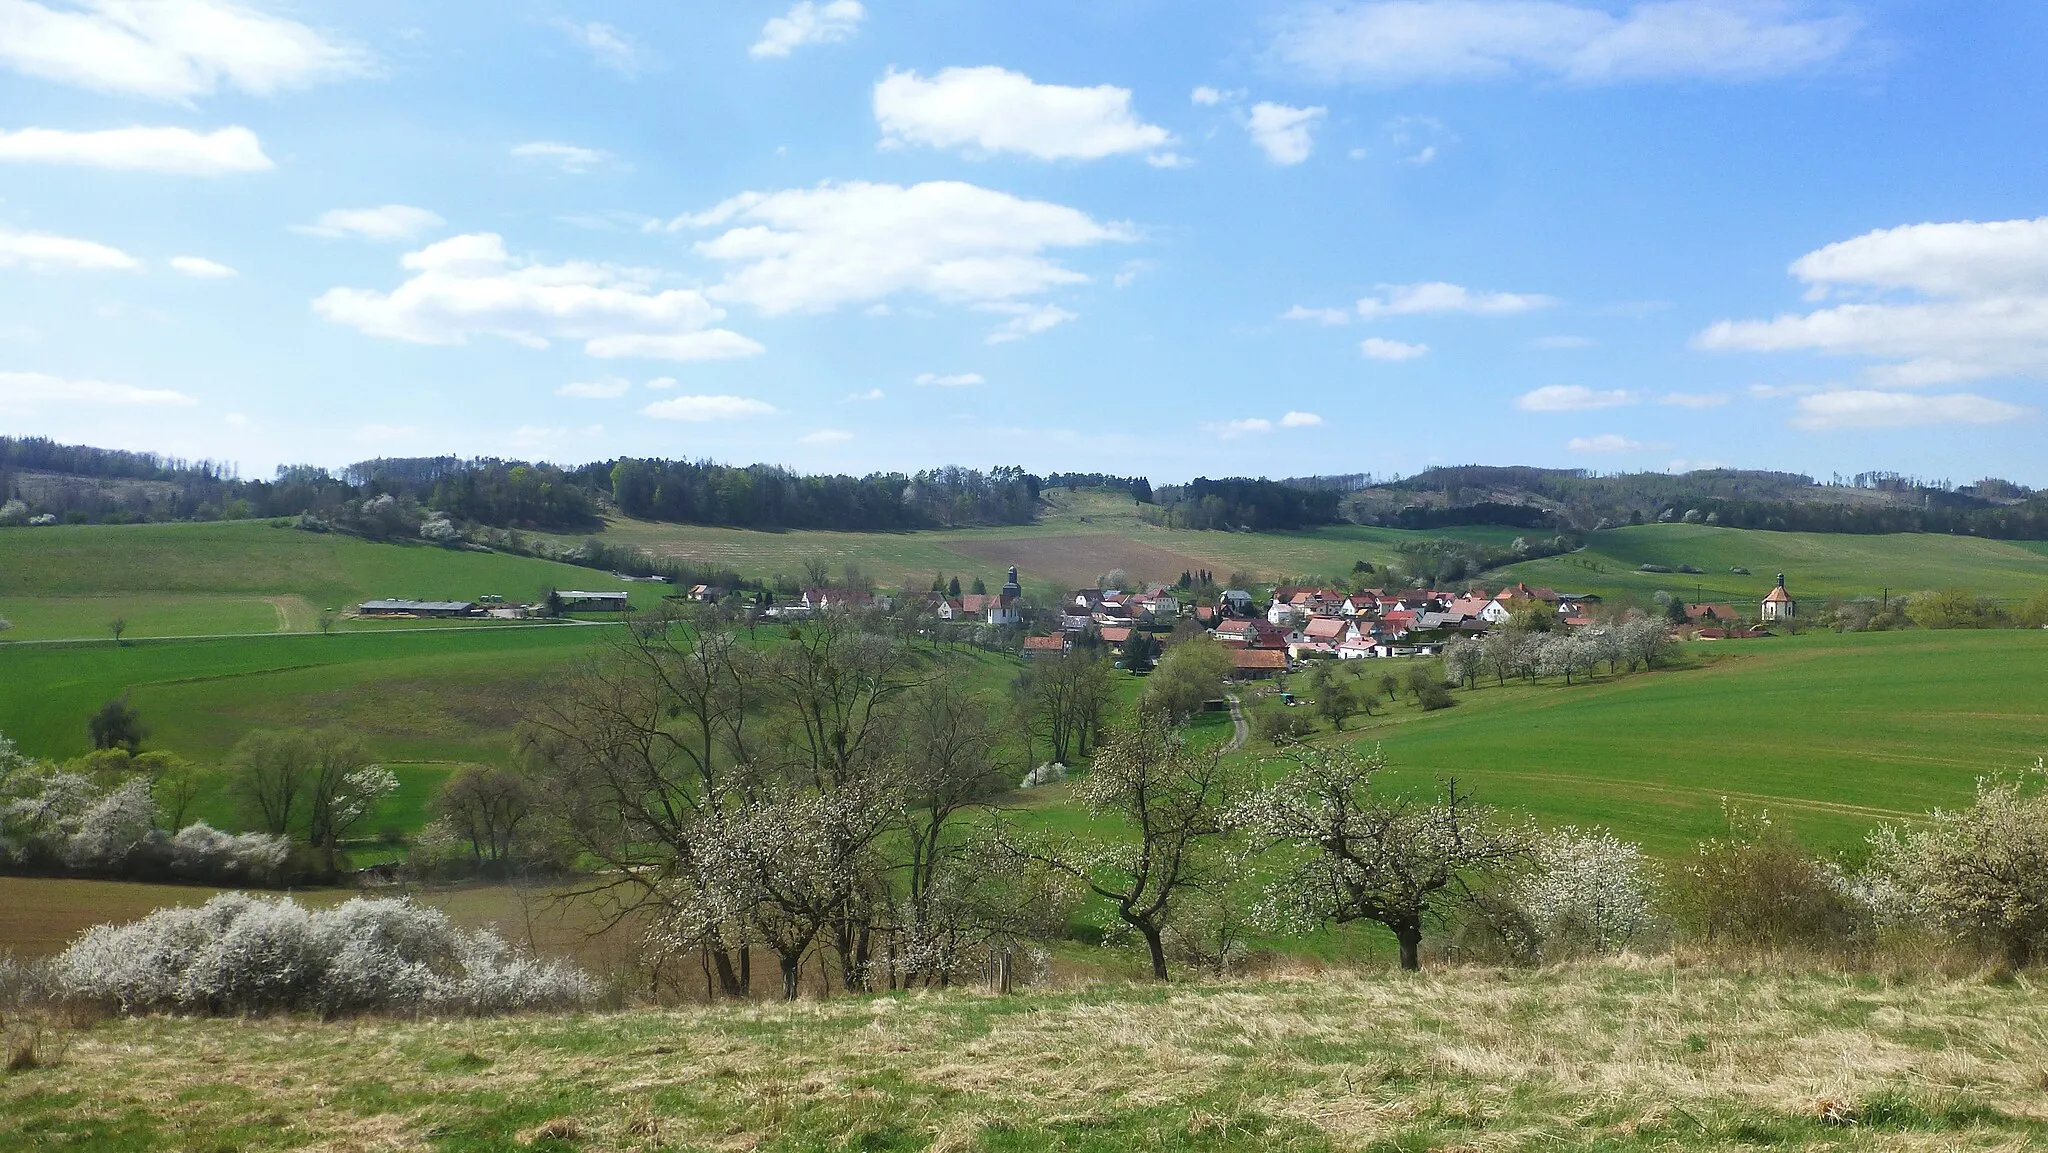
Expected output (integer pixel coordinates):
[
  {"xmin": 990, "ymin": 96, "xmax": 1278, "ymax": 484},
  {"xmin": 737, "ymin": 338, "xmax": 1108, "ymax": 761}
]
[
  {"xmin": 1238, "ymin": 743, "xmax": 1527, "ymax": 970},
  {"xmin": 1139, "ymin": 636, "xmax": 1234, "ymax": 722}
]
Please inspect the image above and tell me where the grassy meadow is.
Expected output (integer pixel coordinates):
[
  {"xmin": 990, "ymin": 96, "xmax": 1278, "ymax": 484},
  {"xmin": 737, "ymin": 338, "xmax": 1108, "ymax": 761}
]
[
  {"xmin": 0, "ymin": 520, "xmax": 662, "ymax": 642},
  {"xmin": 7, "ymin": 961, "xmax": 2048, "ymax": 1151}
]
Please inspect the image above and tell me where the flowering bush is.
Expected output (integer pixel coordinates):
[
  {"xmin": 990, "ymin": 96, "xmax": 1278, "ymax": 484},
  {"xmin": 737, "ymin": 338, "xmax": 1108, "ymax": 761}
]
[
  {"xmin": 1861, "ymin": 764, "xmax": 2048, "ymax": 965},
  {"xmin": 54, "ymin": 894, "xmax": 594, "ymax": 1016},
  {"xmin": 1506, "ymin": 827, "xmax": 1659, "ymax": 960}
]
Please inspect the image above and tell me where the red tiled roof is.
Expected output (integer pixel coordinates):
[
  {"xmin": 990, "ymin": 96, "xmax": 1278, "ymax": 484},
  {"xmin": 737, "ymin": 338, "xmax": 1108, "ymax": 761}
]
[
  {"xmin": 1304, "ymin": 618, "xmax": 1347, "ymax": 639},
  {"xmin": 1099, "ymin": 626, "xmax": 1133, "ymax": 643},
  {"xmin": 1232, "ymin": 649, "xmax": 1287, "ymax": 670},
  {"xmin": 1022, "ymin": 635, "xmax": 1066, "ymax": 651}
]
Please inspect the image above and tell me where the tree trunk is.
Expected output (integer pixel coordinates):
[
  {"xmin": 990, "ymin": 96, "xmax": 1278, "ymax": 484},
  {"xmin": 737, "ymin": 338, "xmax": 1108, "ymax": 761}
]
[
  {"xmin": 1394, "ymin": 922, "xmax": 1423, "ymax": 972},
  {"xmin": 1140, "ymin": 924, "xmax": 1169, "ymax": 980},
  {"xmin": 710, "ymin": 946, "xmax": 744, "ymax": 998},
  {"xmin": 779, "ymin": 951, "xmax": 802, "ymax": 1001}
]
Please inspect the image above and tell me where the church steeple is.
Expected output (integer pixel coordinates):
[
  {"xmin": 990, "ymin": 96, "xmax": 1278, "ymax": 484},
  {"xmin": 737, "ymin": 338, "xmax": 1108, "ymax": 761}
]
[{"xmin": 1002, "ymin": 566, "xmax": 1021, "ymax": 599}]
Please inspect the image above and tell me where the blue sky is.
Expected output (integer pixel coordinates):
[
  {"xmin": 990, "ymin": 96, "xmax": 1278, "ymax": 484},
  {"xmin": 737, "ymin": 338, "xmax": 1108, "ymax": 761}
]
[{"xmin": 2, "ymin": 0, "xmax": 2046, "ymax": 485}]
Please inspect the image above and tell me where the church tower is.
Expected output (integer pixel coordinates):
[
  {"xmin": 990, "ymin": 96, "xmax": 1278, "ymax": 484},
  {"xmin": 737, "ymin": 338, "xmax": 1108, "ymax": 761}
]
[{"xmin": 1002, "ymin": 566, "xmax": 1021, "ymax": 599}]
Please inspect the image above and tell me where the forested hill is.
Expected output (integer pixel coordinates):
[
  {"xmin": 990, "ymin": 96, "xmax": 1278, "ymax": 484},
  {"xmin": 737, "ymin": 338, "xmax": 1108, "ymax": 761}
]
[
  {"xmin": 1298, "ymin": 466, "xmax": 2048, "ymax": 540},
  {"xmin": 0, "ymin": 437, "xmax": 1044, "ymax": 534}
]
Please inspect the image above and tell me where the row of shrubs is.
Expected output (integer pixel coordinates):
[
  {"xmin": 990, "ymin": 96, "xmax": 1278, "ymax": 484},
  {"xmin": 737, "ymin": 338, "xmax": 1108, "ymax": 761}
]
[
  {"xmin": 0, "ymin": 772, "xmax": 304, "ymax": 887},
  {"xmin": 6, "ymin": 894, "xmax": 593, "ymax": 1018}
]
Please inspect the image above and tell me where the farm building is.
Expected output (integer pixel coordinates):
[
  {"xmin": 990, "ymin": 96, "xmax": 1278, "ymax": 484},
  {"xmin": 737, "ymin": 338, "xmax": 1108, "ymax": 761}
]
[
  {"xmin": 1022, "ymin": 634, "xmax": 1069, "ymax": 658},
  {"xmin": 358, "ymin": 599, "xmax": 477, "ymax": 618},
  {"xmin": 558, "ymin": 591, "xmax": 631, "ymax": 612}
]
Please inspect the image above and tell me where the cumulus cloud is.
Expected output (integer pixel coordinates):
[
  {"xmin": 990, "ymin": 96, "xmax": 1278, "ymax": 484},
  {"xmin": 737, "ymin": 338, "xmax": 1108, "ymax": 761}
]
[
  {"xmin": 0, "ymin": 227, "xmax": 138, "ymax": 271},
  {"xmin": 1246, "ymin": 102, "xmax": 1324, "ymax": 165},
  {"xmin": 845, "ymin": 387, "xmax": 884, "ymax": 402},
  {"xmin": 915, "ymin": 372, "xmax": 984, "ymax": 387},
  {"xmin": 1357, "ymin": 281, "xmax": 1555, "ymax": 319},
  {"xmin": 0, "ymin": 0, "xmax": 367, "ymax": 101},
  {"xmin": 0, "ymin": 125, "xmax": 270, "ymax": 174},
  {"xmin": 1271, "ymin": 0, "xmax": 1861, "ymax": 86},
  {"xmin": 663, "ymin": 180, "xmax": 1132, "ymax": 317},
  {"xmin": 641, "ymin": 395, "xmax": 777, "ymax": 421},
  {"xmin": 1210, "ymin": 411, "xmax": 1323, "ymax": 437},
  {"xmin": 312, "ymin": 232, "xmax": 764, "ymax": 362},
  {"xmin": 1517, "ymin": 384, "xmax": 1634, "ymax": 411},
  {"xmin": 1660, "ymin": 391, "xmax": 1728, "ymax": 409},
  {"xmin": 874, "ymin": 66, "xmax": 1175, "ymax": 163},
  {"xmin": 556, "ymin": 376, "xmax": 631, "ymax": 399},
  {"xmin": 511, "ymin": 141, "xmax": 613, "ymax": 174},
  {"xmin": 799, "ymin": 428, "xmax": 855, "ymax": 443},
  {"xmin": 1211, "ymin": 417, "xmax": 1273, "ymax": 438},
  {"xmin": 981, "ymin": 302, "xmax": 1077, "ymax": 344},
  {"xmin": 0, "ymin": 370, "xmax": 194, "ymax": 408},
  {"xmin": 1190, "ymin": 85, "xmax": 1243, "ymax": 106},
  {"xmin": 1790, "ymin": 389, "xmax": 2031, "ymax": 431},
  {"xmin": 556, "ymin": 20, "xmax": 644, "ymax": 76},
  {"xmin": 645, "ymin": 376, "xmax": 676, "ymax": 390},
  {"xmin": 1567, "ymin": 433, "xmax": 1642, "ymax": 452},
  {"xmin": 1359, "ymin": 337, "xmax": 1429, "ymax": 361},
  {"xmin": 293, "ymin": 205, "xmax": 444, "ymax": 242},
  {"xmin": 1699, "ymin": 217, "xmax": 2048, "ymax": 387},
  {"xmin": 751, "ymin": 0, "xmax": 864, "ymax": 58},
  {"xmin": 1283, "ymin": 304, "xmax": 1354, "ymax": 325},
  {"xmin": 169, "ymin": 255, "xmax": 234, "ymax": 278}
]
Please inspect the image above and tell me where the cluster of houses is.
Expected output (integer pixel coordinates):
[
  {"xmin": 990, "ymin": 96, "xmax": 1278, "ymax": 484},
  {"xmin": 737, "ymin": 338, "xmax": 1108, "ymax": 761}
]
[{"xmin": 1017, "ymin": 571, "xmax": 1799, "ymax": 679}]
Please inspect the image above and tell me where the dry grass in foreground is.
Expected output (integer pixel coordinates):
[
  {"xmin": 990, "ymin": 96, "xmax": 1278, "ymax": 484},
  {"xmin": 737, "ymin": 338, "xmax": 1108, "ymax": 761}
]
[{"xmin": 5, "ymin": 956, "xmax": 2048, "ymax": 1151}]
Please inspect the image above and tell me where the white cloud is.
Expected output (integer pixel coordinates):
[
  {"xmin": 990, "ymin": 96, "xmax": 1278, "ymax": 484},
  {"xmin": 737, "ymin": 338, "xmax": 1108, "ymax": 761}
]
[
  {"xmin": 1660, "ymin": 391, "xmax": 1728, "ymax": 409},
  {"xmin": 1385, "ymin": 114, "xmax": 1456, "ymax": 165},
  {"xmin": 1211, "ymin": 417, "xmax": 1273, "ymax": 438},
  {"xmin": 1532, "ymin": 334, "xmax": 1594, "ymax": 349},
  {"xmin": 845, "ymin": 388, "xmax": 884, "ymax": 402},
  {"xmin": 1699, "ymin": 217, "xmax": 2048, "ymax": 387},
  {"xmin": 1567, "ymin": 433, "xmax": 1642, "ymax": 452},
  {"xmin": 751, "ymin": 0, "xmax": 864, "ymax": 58},
  {"xmin": 293, "ymin": 205, "xmax": 444, "ymax": 242},
  {"xmin": 1280, "ymin": 410, "xmax": 1324, "ymax": 427},
  {"xmin": 1190, "ymin": 85, "xmax": 1243, "ymax": 106},
  {"xmin": 641, "ymin": 395, "xmax": 777, "ymax": 421},
  {"xmin": 1789, "ymin": 390, "xmax": 2032, "ymax": 431},
  {"xmin": 169, "ymin": 255, "xmax": 234, "ymax": 278},
  {"xmin": 645, "ymin": 376, "xmax": 677, "ymax": 390},
  {"xmin": 511, "ymin": 141, "xmax": 613, "ymax": 174},
  {"xmin": 556, "ymin": 376, "xmax": 631, "ymax": 399},
  {"xmin": 1113, "ymin": 260, "xmax": 1152, "ymax": 289},
  {"xmin": 1283, "ymin": 304, "xmax": 1353, "ymax": 325},
  {"xmin": 666, "ymin": 180, "xmax": 1132, "ymax": 315},
  {"xmin": 800, "ymin": 428, "xmax": 855, "ymax": 443},
  {"xmin": 981, "ymin": 302, "xmax": 1076, "ymax": 344},
  {"xmin": 0, "ymin": 0, "xmax": 367, "ymax": 101},
  {"xmin": 915, "ymin": 372, "xmax": 984, "ymax": 387},
  {"xmin": 1357, "ymin": 281, "xmax": 1555, "ymax": 318},
  {"xmin": 874, "ymin": 66, "xmax": 1175, "ymax": 164},
  {"xmin": 313, "ymin": 232, "xmax": 764, "ymax": 362},
  {"xmin": 0, "ymin": 370, "xmax": 194, "ymax": 407},
  {"xmin": 1246, "ymin": 102, "xmax": 1324, "ymax": 165},
  {"xmin": 556, "ymin": 20, "xmax": 644, "ymax": 76},
  {"xmin": 0, "ymin": 125, "xmax": 270, "ymax": 174},
  {"xmin": 1272, "ymin": 1, "xmax": 1861, "ymax": 86},
  {"xmin": 1359, "ymin": 337, "xmax": 1429, "ymax": 361},
  {"xmin": 1516, "ymin": 384, "xmax": 1634, "ymax": 411},
  {"xmin": 0, "ymin": 226, "xmax": 138, "ymax": 271}
]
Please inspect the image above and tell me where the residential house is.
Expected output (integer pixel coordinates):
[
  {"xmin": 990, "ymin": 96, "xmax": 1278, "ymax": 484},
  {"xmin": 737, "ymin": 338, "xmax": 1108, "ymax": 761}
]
[
  {"xmin": 1022, "ymin": 634, "xmax": 1069, "ymax": 658},
  {"xmin": 1220, "ymin": 589, "xmax": 1255, "ymax": 616},
  {"xmin": 1230, "ymin": 649, "xmax": 1287, "ymax": 680}
]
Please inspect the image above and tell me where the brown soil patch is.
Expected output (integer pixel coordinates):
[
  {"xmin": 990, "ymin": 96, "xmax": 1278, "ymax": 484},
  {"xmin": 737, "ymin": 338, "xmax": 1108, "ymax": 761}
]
[{"xmin": 946, "ymin": 535, "xmax": 1210, "ymax": 589}]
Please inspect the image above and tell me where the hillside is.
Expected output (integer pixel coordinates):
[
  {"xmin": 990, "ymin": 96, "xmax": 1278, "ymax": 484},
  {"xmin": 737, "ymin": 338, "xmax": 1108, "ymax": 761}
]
[
  {"xmin": 0, "ymin": 520, "xmax": 663, "ymax": 642},
  {"xmin": 6, "ymin": 964, "xmax": 2046, "ymax": 1151}
]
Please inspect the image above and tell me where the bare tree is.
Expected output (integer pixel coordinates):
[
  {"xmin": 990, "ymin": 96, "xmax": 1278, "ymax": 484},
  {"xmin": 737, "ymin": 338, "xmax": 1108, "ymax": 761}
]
[
  {"xmin": 893, "ymin": 679, "xmax": 1011, "ymax": 986},
  {"xmin": 1239, "ymin": 743, "xmax": 1526, "ymax": 970},
  {"xmin": 1013, "ymin": 723, "xmax": 1245, "ymax": 979},
  {"xmin": 436, "ymin": 765, "xmax": 535, "ymax": 872},
  {"xmin": 1014, "ymin": 650, "xmax": 1115, "ymax": 766}
]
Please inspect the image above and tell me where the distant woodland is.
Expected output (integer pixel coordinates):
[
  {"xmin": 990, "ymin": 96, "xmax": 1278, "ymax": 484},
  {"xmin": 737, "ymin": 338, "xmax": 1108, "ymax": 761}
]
[{"xmin": 5, "ymin": 436, "xmax": 2046, "ymax": 541}]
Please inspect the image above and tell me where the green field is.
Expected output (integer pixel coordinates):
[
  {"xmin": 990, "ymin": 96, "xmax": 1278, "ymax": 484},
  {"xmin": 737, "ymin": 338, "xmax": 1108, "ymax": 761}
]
[
  {"xmin": 0, "ymin": 626, "xmax": 616, "ymax": 764},
  {"xmin": 1498, "ymin": 523, "xmax": 2048, "ymax": 606},
  {"xmin": 0, "ymin": 520, "xmax": 663, "ymax": 641}
]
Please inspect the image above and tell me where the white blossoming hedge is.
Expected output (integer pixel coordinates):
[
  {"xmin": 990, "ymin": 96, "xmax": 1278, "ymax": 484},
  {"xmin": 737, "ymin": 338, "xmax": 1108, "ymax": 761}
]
[{"xmin": 54, "ymin": 893, "xmax": 595, "ymax": 1016}]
